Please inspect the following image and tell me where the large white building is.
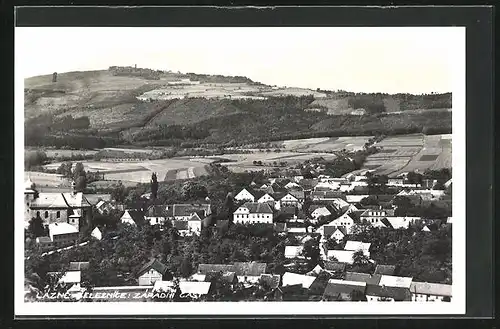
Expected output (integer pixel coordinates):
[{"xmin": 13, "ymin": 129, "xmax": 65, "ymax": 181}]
[{"xmin": 233, "ymin": 202, "xmax": 274, "ymax": 224}]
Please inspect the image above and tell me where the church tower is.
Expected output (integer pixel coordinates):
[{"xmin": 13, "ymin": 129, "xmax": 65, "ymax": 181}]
[{"xmin": 24, "ymin": 177, "xmax": 38, "ymax": 222}]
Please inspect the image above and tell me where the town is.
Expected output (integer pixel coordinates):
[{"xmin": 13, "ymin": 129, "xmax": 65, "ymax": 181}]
[{"xmin": 24, "ymin": 153, "xmax": 452, "ymax": 302}]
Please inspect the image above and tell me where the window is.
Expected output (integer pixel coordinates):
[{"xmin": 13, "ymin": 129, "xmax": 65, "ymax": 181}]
[
  {"xmin": 56, "ymin": 211, "xmax": 60, "ymax": 218},
  {"xmin": 71, "ymin": 218, "xmax": 74, "ymax": 223},
  {"xmin": 44, "ymin": 211, "xmax": 48, "ymax": 218}
]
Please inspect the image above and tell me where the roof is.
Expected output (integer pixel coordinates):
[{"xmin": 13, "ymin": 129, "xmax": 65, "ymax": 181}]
[
  {"xmin": 323, "ymin": 261, "xmax": 346, "ymax": 272},
  {"xmin": 48, "ymin": 222, "xmax": 78, "ymax": 236},
  {"xmin": 374, "ymin": 265, "xmax": 396, "ymax": 276},
  {"xmin": 58, "ymin": 271, "xmax": 81, "ymax": 284},
  {"xmin": 179, "ymin": 281, "xmax": 212, "ymax": 296},
  {"xmin": 344, "ymin": 272, "xmax": 382, "ymax": 285},
  {"xmin": 289, "ymin": 190, "xmax": 305, "ymax": 199},
  {"xmin": 323, "ymin": 279, "xmax": 366, "ymax": 297},
  {"xmin": 378, "ymin": 275, "xmax": 413, "ymax": 288},
  {"xmin": 327, "ymin": 250, "xmax": 355, "ymax": 264},
  {"xmin": 30, "ymin": 193, "xmax": 69, "ymax": 208},
  {"xmin": 288, "ymin": 227, "xmax": 307, "ymax": 234},
  {"xmin": 409, "ymin": 282, "xmax": 452, "ymax": 297},
  {"xmin": 205, "ymin": 271, "xmax": 236, "ymax": 284},
  {"xmin": 171, "ymin": 204, "xmax": 211, "ymax": 217},
  {"xmin": 136, "ymin": 259, "xmax": 169, "ymax": 277},
  {"xmin": 360, "ymin": 209, "xmax": 395, "ymax": 217},
  {"xmin": 68, "ymin": 262, "xmax": 90, "ymax": 271},
  {"xmin": 153, "ymin": 280, "xmax": 176, "ymax": 292},
  {"xmin": 239, "ymin": 202, "xmax": 273, "ymax": 214},
  {"xmin": 282, "ymin": 272, "xmax": 317, "ymax": 289},
  {"xmin": 274, "ymin": 222, "xmax": 287, "ymax": 233},
  {"xmin": 344, "ymin": 241, "xmax": 371, "ymax": 252},
  {"xmin": 36, "ymin": 236, "xmax": 52, "ymax": 243},
  {"xmin": 259, "ymin": 274, "xmax": 281, "ymax": 289},
  {"xmin": 285, "ymin": 246, "xmax": 303, "ymax": 258},
  {"xmin": 299, "ymin": 179, "xmax": 319, "ymax": 189},
  {"xmin": 147, "ymin": 205, "xmax": 168, "ymax": 217},
  {"xmin": 365, "ymin": 284, "xmax": 411, "ymax": 301},
  {"xmin": 63, "ymin": 192, "xmax": 92, "ymax": 208},
  {"xmin": 198, "ymin": 264, "xmax": 236, "ymax": 274},
  {"xmin": 233, "ymin": 262, "xmax": 267, "ymax": 276},
  {"xmin": 379, "ymin": 217, "xmax": 393, "ymax": 228},
  {"xmin": 122, "ymin": 210, "xmax": 145, "ymax": 224}
]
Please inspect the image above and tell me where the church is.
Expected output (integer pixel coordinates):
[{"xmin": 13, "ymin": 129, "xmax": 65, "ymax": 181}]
[{"xmin": 24, "ymin": 178, "xmax": 93, "ymax": 231}]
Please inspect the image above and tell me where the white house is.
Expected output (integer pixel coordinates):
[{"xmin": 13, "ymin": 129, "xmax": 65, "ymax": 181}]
[
  {"xmin": 326, "ymin": 250, "xmax": 356, "ymax": 264},
  {"xmin": 328, "ymin": 213, "xmax": 356, "ymax": 234},
  {"xmin": 120, "ymin": 210, "xmax": 145, "ymax": 226},
  {"xmin": 234, "ymin": 188, "xmax": 256, "ymax": 202},
  {"xmin": 91, "ymin": 227, "xmax": 102, "ymax": 240},
  {"xmin": 279, "ymin": 193, "xmax": 301, "ymax": 209},
  {"xmin": 284, "ymin": 181, "xmax": 301, "ymax": 189},
  {"xmin": 310, "ymin": 205, "xmax": 335, "ymax": 220},
  {"xmin": 233, "ymin": 202, "xmax": 274, "ymax": 224},
  {"xmin": 282, "ymin": 272, "xmax": 317, "ymax": 289},
  {"xmin": 136, "ymin": 259, "xmax": 169, "ymax": 286},
  {"xmin": 344, "ymin": 240, "xmax": 371, "ymax": 257},
  {"xmin": 48, "ymin": 222, "xmax": 79, "ymax": 248},
  {"xmin": 331, "ymin": 227, "xmax": 347, "ymax": 243},
  {"xmin": 187, "ymin": 213, "xmax": 203, "ymax": 234},
  {"xmin": 410, "ymin": 282, "xmax": 452, "ymax": 302},
  {"xmin": 285, "ymin": 246, "xmax": 304, "ymax": 259},
  {"xmin": 257, "ymin": 193, "xmax": 276, "ymax": 208}
]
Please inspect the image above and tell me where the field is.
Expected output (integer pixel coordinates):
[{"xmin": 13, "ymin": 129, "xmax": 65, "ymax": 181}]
[
  {"xmin": 24, "ymin": 171, "xmax": 71, "ymax": 188},
  {"xmin": 353, "ymin": 134, "xmax": 452, "ymax": 177},
  {"xmin": 280, "ymin": 136, "xmax": 372, "ymax": 152}
]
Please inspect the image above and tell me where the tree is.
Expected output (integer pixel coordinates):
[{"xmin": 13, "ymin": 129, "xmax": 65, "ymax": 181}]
[
  {"xmin": 301, "ymin": 238, "xmax": 321, "ymax": 268},
  {"xmin": 406, "ymin": 171, "xmax": 423, "ymax": 186},
  {"xmin": 393, "ymin": 196, "xmax": 413, "ymax": 209},
  {"xmin": 151, "ymin": 172, "xmax": 158, "ymax": 200},
  {"xmin": 349, "ymin": 289, "xmax": 367, "ymax": 301},
  {"xmin": 181, "ymin": 181, "xmax": 208, "ymax": 200},
  {"xmin": 28, "ymin": 215, "xmax": 45, "ymax": 238},
  {"xmin": 179, "ymin": 255, "xmax": 193, "ymax": 278},
  {"xmin": 352, "ymin": 250, "xmax": 370, "ymax": 266},
  {"xmin": 56, "ymin": 162, "xmax": 73, "ymax": 178}
]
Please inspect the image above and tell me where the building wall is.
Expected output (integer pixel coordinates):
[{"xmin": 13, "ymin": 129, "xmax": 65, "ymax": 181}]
[
  {"xmin": 235, "ymin": 190, "xmax": 255, "ymax": 202},
  {"xmin": 411, "ymin": 293, "xmax": 450, "ymax": 302},
  {"xmin": 138, "ymin": 269, "xmax": 163, "ymax": 286},
  {"xmin": 366, "ymin": 295, "xmax": 395, "ymax": 302},
  {"xmin": 311, "ymin": 208, "xmax": 331, "ymax": 219},
  {"xmin": 31, "ymin": 208, "xmax": 69, "ymax": 226},
  {"xmin": 51, "ymin": 232, "xmax": 79, "ymax": 248},
  {"xmin": 148, "ymin": 216, "xmax": 166, "ymax": 225},
  {"xmin": 188, "ymin": 220, "xmax": 202, "ymax": 233},
  {"xmin": 234, "ymin": 213, "xmax": 273, "ymax": 224}
]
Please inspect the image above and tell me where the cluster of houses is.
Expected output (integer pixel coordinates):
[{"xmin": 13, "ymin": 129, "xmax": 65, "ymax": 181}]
[{"xmin": 42, "ymin": 256, "xmax": 451, "ymax": 302}]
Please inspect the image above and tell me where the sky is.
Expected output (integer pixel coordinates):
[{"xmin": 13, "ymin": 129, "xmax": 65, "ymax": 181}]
[{"xmin": 15, "ymin": 27, "xmax": 462, "ymax": 94}]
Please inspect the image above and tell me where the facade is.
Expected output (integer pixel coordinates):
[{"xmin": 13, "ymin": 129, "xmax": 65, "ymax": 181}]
[
  {"xmin": 234, "ymin": 188, "xmax": 256, "ymax": 202},
  {"xmin": 136, "ymin": 259, "xmax": 170, "ymax": 286},
  {"xmin": 48, "ymin": 222, "xmax": 79, "ymax": 248},
  {"xmin": 329, "ymin": 213, "xmax": 356, "ymax": 234},
  {"xmin": 409, "ymin": 282, "xmax": 452, "ymax": 302},
  {"xmin": 322, "ymin": 279, "xmax": 366, "ymax": 301},
  {"xmin": 120, "ymin": 210, "xmax": 145, "ymax": 226},
  {"xmin": 310, "ymin": 206, "xmax": 334, "ymax": 220},
  {"xmin": 279, "ymin": 193, "xmax": 301, "ymax": 209},
  {"xmin": 233, "ymin": 202, "xmax": 274, "ymax": 224}
]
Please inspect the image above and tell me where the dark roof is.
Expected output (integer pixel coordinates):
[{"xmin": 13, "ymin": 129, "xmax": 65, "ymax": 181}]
[
  {"xmin": 380, "ymin": 217, "xmax": 393, "ymax": 228},
  {"xmin": 374, "ymin": 265, "xmax": 396, "ymax": 276},
  {"xmin": 146, "ymin": 205, "xmax": 167, "ymax": 217},
  {"xmin": 172, "ymin": 220, "xmax": 189, "ymax": 230},
  {"xmin": 323, "ymin": 226, "xmax": 337, "ymax": 238},
  {"xmin": 241, "ymin": 202, "xmax": 273, "ymax": 214},
  {"xmin": 375, "ymin": 195, "xmax": 396, "ymax": 202},
  {"xmin": 365, "ymin": 284, "xmax": 411, "ymax": 301},
  {"xmin": 289, "ymin": 190, "xmax": 305, "ymax": 199},
  {"xmin": 271, "ymin": 192, "xmax": 287, "ymax": 201},
  {"xmin": 233, "ymin": 262, "xmax": 267, "ymax": 276},
  {"xmin": 281, "ymin": 206, "xmax": 297, "ymax": 215},
  {"xmin": 136, "ymin": 259, "xmax": 169, "ymax": 277},
  {"xmin": 345, "ymin": 272, "xmax": 382, "ymax": 285},
  {"xmin": 216, "ymin": 219, "xmax": 229, "ymax": 228},
  {"xmin": 170, "ymin": 204, "xmax": 211, "ymax": 217},
  {"xmin": 198, "ymin": 264, "xmax": 236, "ymax": 274},
  {"xmin": 260, "ymin": 274, "xmax": 281, "ymax": 289},
  {"xmin": 299, "ymin": 179, "xmax": 319, "ymax": 189},
  {"xmin": 205, "ymin": 271, "xmax": 236, "ymax": 284},
  {"xmin": 251, "ymin": 189, "xmax": 267, "ymax": 200},
  {"xmin": 323, "ymin": 261, "xmax": 346, "ymax": 272},
  {"xmin": 124, "ymin": 210, "xmax": 146, "ymax": 224},
  {"xmin": 323, "ymin": 281, "xmax": 366, "ymax": 297},
  {"xmin": 68, "ymin": 262, "xmax": 90, "ymax": 271}
]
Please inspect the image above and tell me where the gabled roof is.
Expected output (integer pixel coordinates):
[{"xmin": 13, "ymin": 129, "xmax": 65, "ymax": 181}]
[
  {"xmin": 179, "ymin": 281, "xmax": 212, "ymax": 296},
  {"xmin": 409, "ymin": 282, "xmax": 452, "ymax": 297},
  {"xmin": 204, "ymin": 271, "xmax": 236, "ymax": 284},
  {"xmin": 239, "ymin": 202, "xmax": 273, "ymax": 214},
  {"xmin": 146, "ymin": 205, "xmax": 167, "ymax": 217},
  {"xmin": 169, "ymin": 204, "xmax": 211, "ymax": 217},
  {"xmin": 233, "ymin": 262, "xmax": 267, "ymax": 276},
  {"xmin": 360, "ymin": 208, "xmax": 395, "ymax": 217},
  {"xmin": 49, "ymin": 222, "xmax": 78, "ymax": 236},
  {"xmin": 282, "ymin": 272, "xmax": 317, "ymax": 289},
  {"xmin": 323, "ymin": 261, "xmax": 346, "ymax": 272},
  {"xmin": 374, "ymin": 265, "xmax": 396, "ymax": 276},
  {"xmin": 365, "ymin": 284, "xmax": 411, "ymax": 301},
  {"xmin": 63, "ymin": 192, "xmax": 92, "ymax": 208},
  {"xmin": 260, "ymin": 274, "xmax": 280, "ymax": 289},
  {"xmin": 289, "ymin": 190, "xmax": 305, "ymax": 199},
  {"xmin": 285, "ymin": 246, "xmax": 303, "ymax": 258},
  {"xmin": 379, "ymin": 217, "xmax": 393, "ymax": 228},
  {"xmin": 299, "ymin": 179, "xmax": 319, "ymax": 189},
  {"xmin": 344, "ymin": 241, "xmax": 371, "ymax": 253},
  {"xmin": 136, "ymin": 259, "xmax": 169, "ymax": 277},
  {"xmin": 30, "ymin": 193, "xmax": 68, "ymax": 208},
  {"xmin": 122, "ymin": 209, "xmax": 145, "ymax": 224},
  {"xmin": 378, "ymin": 275, "xmax": 413, "ymax": 288},
  {"xmin": 345, "ymin": 272, "xmax": 382, "ymax": 285},
  {"xmin": 323, "ymin": 279, "xmax": 366, "ymax": 297},
  {"xmin": 189, "ymin": 212, "xmax": 203, "ymax": 221}
]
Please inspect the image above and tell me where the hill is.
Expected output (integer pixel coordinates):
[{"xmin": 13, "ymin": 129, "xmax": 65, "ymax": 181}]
[{"xmin": 24, "ymin": 67, "xmax": 452, "ymax": 149}]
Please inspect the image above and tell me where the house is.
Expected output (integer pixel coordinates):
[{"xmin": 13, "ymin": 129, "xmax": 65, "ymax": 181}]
[
  {"xmin": 91, "ymin": 227, "xmax": 102, "ymax": 240},
  {"xmin": 309, "ymin": 205, "xmax": 333, "ymax": 220},
  {"xmin": 422, "ymin": 225, "xmax": 431, "ymax": 232},
  {"xmin": 365, "ymin": 284, "xmax": 412, "ymax": 302},
  {"xmin": 288, "ymin": 227, "xmax": 308, "ymax": 237},
  {"xmin": 285, "ymin": 246, "xmax": 304, "ymax": 259},
  {"xmin": 233, "ymin": 202, "xmax": 274, "ymax": 224},
  {"xmin": 378, "ymin": 275, "xmax": 413, "ymax": 288},
  {"xmin": 330, "ymin": 226, "xmax": 347, "ymax": 242},
  {"xmin": 257, "ymin": 193, "xmax": 276, "ymax": 208},
  {"xmin": 233, "ymin": 262, "xmax": 267, "ymax": 283},
  {"xmin": 187, "ymin": 212, "xmax": 204, "ymax": 234},
  {"xmin": 24, "ymin": 179, "xmax": 92, "ymax": 229},
  {"xmin": 165, "ymin": 204, "xmax": 212, "ymax": 221},
  {"xmin": 344, "ymin": 272, "xmax": 382, "ymax": 285},
  {"xmin": 311, "ymin": 191, "xmax": 346, "ymax": 202},
  {"xmin": 409, "ymin": 282, "xmax": 452, "ymax": 302},
  {"xmin": 284, "ymin": 181, "xmax": 301, "ymax": 190},
  {"xmin": 120, "ymin": 210, "xmax": 145, "ymax": 226},
  {"xmin": 204, "ymin": 271, "xmax": 238, "ymax": 285},
  {"xmin": 322, "ymin": 279, "xmax": 366, "ymax": 301},
  {"xmin": 387, "ymin": 178, "xmax": 405, "ymax": 186},
  {"xmin": 197, "ymin": 264, "xmax": 236, "ymax": 275},
  {"xmin": 68, "ymin": 261, "xmax": 90, "ymax": 271},
  {"xmin": 234, "ymin": 188, "xmax": 258, "ymax": 202},
  {"xmin": 374, "ymin": 265, "xmax": 396, "ymax": 276},
  {"xmin": 48, "ymin": 222, "xmax": 79, "ymax": 248},
  {"xmin": 52, "ymin": 270, "xmax": 82, "ymax": 295},
  {"xmin": 326, "ymin": 250, "xmax": 356, "ymax": 264},
  {"xmin": 344, "ymin": 241, "xmax": 371, "ymax": 256},
  {"xmin": 298, "ymin": 178, "xmax": 319, "ymax": 191},
  {"xmin": 346, "ymin": 194, "xmax": 370, "ymax": 204},
  {"xmin": 288, "ymin": 190, "xmax": 306, "ymax": 205},
  {"xmin": 146, "ymin": 205, "xmax": 168, "ymax": 226},
  {"xmin": 282, "ymin": 272, "xmax": 317, "ymax": 289},
  {"xmin": 136, "ymin": 259, "xmax": 170, "ymax": 286},
  {"xmin": 172, "ymin": 220, "xmax": 190, "ymax": 235},
  {"xmin": 179, "ymin": 281, "xmax": 212, "ymax": 299},
  {"xmin": 327, "ymin": 213, "xmax": 356, "ymax": 234},
  {"xmin": 360, "ymin": 208, "xmax": 395, "ymax": 225},
  {"xmin": 35, "ymin": 236, "xmax": 53, "ymax": 251},
  {"xmin": 94, "ymin": 199, "xmax": 115, "ymax": 215}
]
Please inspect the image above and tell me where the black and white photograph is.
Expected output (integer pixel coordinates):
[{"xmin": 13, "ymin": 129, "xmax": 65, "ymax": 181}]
[{"xmin": 15, "ymin": 22, "xmax": 466, "ymax": 316}]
